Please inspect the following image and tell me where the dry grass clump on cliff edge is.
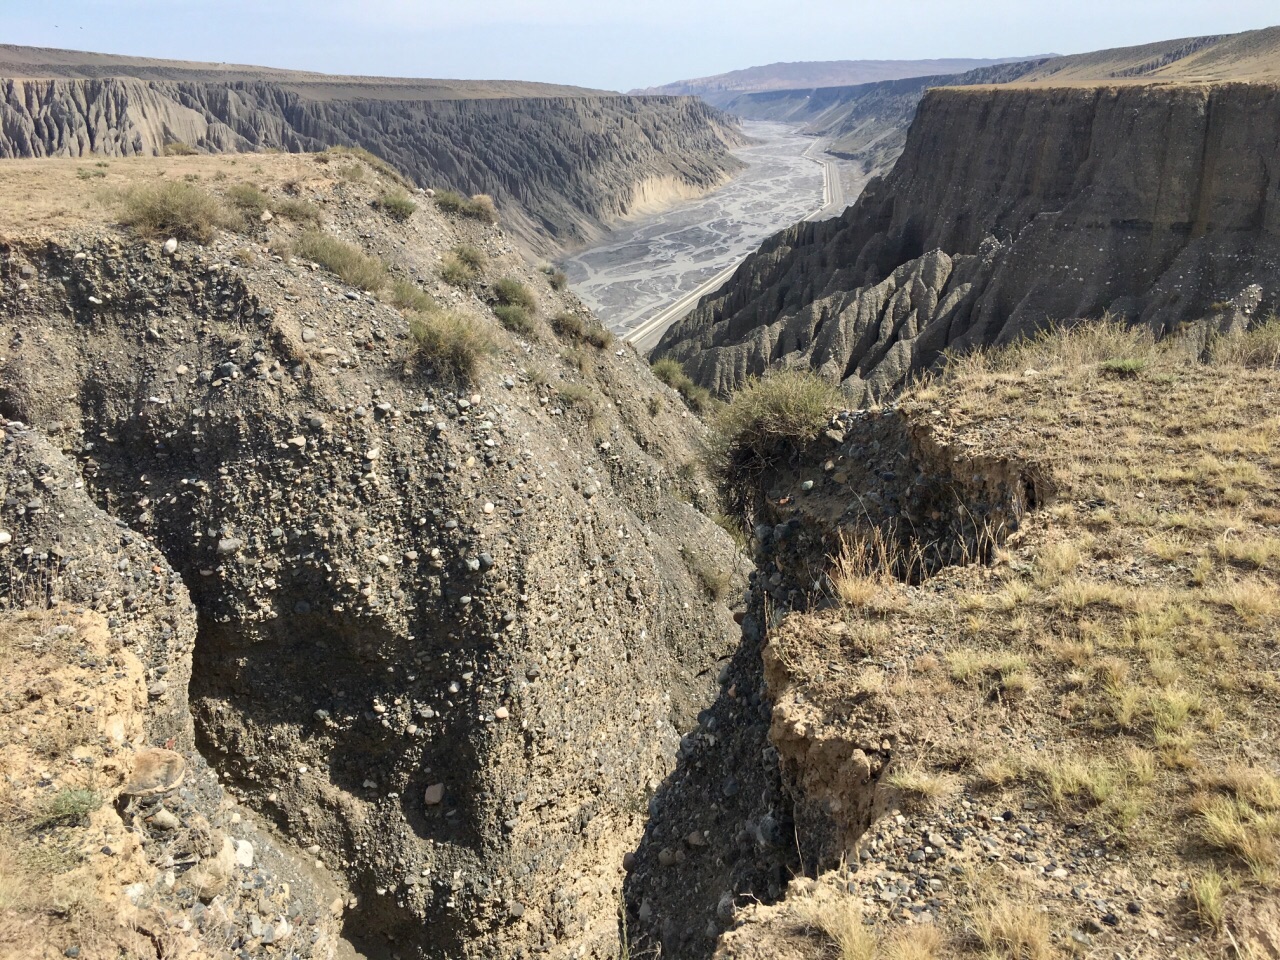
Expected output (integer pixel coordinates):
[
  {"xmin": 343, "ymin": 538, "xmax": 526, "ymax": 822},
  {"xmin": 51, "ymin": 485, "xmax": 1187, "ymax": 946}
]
[
  {"xmin": 434, "ymin": 190, "xmax": 499, "ymax": 224},
  {"xmin": 738, "ymin": 322, "xmax": 1280, "ymax": 959},
  {"xmin": 116, "ymin": 180, "xmax": 231, "ymax": 243},
  {"xmin": 651, "ymin": 357, "xmax": 712, "ymax": 414},
  {"xmin": 710, "ymin": 369, "xmax": 840, "ymax": 515},
  {"xmin": 293, "ymin": 229, "xmax": 387, "ymax": 291},
  {"xmin": 377, "ymin": 188, "xmax": 418, "ymax": 222}
]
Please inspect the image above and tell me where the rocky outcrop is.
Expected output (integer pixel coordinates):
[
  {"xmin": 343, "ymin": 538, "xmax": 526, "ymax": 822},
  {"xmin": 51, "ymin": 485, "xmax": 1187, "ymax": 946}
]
[
  {"xmin": 0, "ymin": 71, "xmax": 744, "ymax": 254},
  {"xmin": 0, "ymin": 153, "xmax": 744, "ymax": 958},
  {"xmin": 655, "ymin": 80, "xmax": 1280, "ymax": 400}
]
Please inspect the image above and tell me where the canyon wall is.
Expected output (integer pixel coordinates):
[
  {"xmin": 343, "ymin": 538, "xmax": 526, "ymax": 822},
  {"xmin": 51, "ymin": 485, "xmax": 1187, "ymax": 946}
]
[
  {"xmin": 653, "ymin": 81, "xmax": 1280, "ymax": 399},
  {"xmin": 0, "ymin": 74, "xmax": 744, "ymax": 254},
  {"xmin": 0, "ymin": 152, "xmax": 744, "ymax": 959}
]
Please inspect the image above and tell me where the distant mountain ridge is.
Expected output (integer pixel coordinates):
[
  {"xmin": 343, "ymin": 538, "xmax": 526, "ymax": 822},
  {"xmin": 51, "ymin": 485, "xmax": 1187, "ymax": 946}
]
[{"xmin": 631, "ymin": 56, "xmax": 1048, "ymax": 104}]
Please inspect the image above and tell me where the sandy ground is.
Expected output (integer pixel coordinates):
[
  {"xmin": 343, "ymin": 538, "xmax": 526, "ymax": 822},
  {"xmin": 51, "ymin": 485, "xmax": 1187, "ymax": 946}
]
[{"xmin": 563, "ymin": 122, "xmax": 856, "ymax": 335}]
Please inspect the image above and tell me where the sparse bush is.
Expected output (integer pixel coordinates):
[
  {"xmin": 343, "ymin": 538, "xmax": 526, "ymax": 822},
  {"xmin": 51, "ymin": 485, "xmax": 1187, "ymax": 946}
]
[
  {"xmin": 322, "ymin": 146, "xmax": 412, "ymax": 187},
  {"xmin": 554, "ymin": 312, "xmax": 614, "ymax": 349},
  {"xmin": 651, "ymin": 357, "xmax": 712, "ymax": 413},
  {"xmin": 558, "ymin": 382, "xmax": 595, "ymax": 410},
  {"xmin": 409, "ymin": 311, "xmax": 497, "ymax": 384},
  {"xmin": 686, "ymin": 553, "xmax": 730, "ymax": 601},
  {"xmin": 225, "ymin": 182, "xmax": 270, "ymax": 219},
  {"xmin": 378, "ymin": 189, "xmax": 418, "ymax": 222},
  {"xmin": 293, "ymin": 230, "xmax": 387, "ymax": 291},
  {"xmin": 163, "ymin": 140, "xmax": 197, "ymax": 156},
  {"xmin": 710, "ymin": 370, "xmax": 839, "ymax": 514},
  {"xmin": 548, "ymin": 270, "xmax": 568, "ymax": 291},
  {"xmin": 494, "ymin": 304, "xmax": 536, "ymax": 336},
  {"xmin": 76, "ymin": 167, "xmax": 106, "ymax": 180},
  {"xmin": 273, "ymin": 197, "xmax": 322, "ymax": 225},
  {"xmin": 434, "ymin": 190, "xmax": 499, "ymax": 223},
  {"xmin": 441, "ymin": 245, "xmax": 486, "ymax": 286},
  {"xmin": 467, "ymin": 193, "xmax": 498, "ymax": 223},
  {"xmin": 454, "ymin": 244, "xmax": 487, "ymax": 271},
  {"xmin": 35, "ymin": 788, "xmax": 101, "ymax": 829},
  {"xmin": 389, "ymin": 279, "xmax": 436, "ymax": 313},
  {"xmin": 441, "ymin": 255, "xmax": 477, "ymax": 287},
  {"xmin": 117, "ymin": 181, "xmax": 228, "ymax": 243},
  {"xmin": 492, "ymin": 278, "xmax": 537, "ymax": 312},
  {"xmin": 552, "ymin": 311, "xmax": 587, "ymax": 340}
]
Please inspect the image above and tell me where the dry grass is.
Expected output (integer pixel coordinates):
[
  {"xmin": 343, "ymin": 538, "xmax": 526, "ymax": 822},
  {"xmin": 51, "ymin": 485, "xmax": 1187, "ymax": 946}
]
[
  {"xmin": 885, "ymin": 764, "xmax": 961, "ymax": 803},
  {"xmin": 115, "ymin": 180, "xmax": 230, "ymax": 243},
  {"xmin": 969, "ymin": 895, "xmax": 1054, "ymax": 960},
  {"xmin": 293, "ymin": 230, "xmax": 387, "ymax": 291},
  {"xmin": 408, "ymin": 310, "xmax": 498, "ymax": 384},
  {"xmin": 378, "ymin": 188, "xmax": 417, "ymax": 221},
  {"xmin": 652, "ymin": 357, "xmax": 713, "ymax": 413}
]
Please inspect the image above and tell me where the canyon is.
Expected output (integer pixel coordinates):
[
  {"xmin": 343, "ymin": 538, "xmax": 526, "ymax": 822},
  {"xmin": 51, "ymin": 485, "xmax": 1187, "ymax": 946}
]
[
  {"xmin": 2, "ymin": 22, "xmax": 1280, "ymax": 960},
  {"xmin": 653, "ymin": 27, "xmax": 1280, "ymax": 401},
  {"xmin": 0, "ymin": 45, "xmax": 745, "ymax": 256}
]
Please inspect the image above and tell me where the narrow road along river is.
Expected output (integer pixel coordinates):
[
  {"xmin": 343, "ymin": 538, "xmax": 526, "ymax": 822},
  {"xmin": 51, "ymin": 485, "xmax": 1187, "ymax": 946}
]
[{"xmin": 562, "ymin": 121, "xmax": 831, "ymax": 340}]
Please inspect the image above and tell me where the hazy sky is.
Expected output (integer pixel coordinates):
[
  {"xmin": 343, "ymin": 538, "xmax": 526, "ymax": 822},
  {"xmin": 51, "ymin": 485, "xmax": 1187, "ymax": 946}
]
[{"xmin": 4, "ymin": 1, "xmax": 1278, "ymax": 91}]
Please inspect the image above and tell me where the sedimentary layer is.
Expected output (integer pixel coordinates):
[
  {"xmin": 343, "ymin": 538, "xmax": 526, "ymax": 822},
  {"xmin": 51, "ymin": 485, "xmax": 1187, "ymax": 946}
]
[
  {"xmin": 654, "ymin": 80, "xmax": 1280, "ymax": 399},
  {"xmin": 0, "ymin": 53, "xmax": 745, "ymax": 254}
]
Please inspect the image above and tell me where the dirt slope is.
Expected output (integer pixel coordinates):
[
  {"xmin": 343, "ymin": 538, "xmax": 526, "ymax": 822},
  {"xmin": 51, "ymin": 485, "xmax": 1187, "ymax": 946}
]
[{"xmin": 0, "ymin": 151, "xmax": 745, "ymax": 959}]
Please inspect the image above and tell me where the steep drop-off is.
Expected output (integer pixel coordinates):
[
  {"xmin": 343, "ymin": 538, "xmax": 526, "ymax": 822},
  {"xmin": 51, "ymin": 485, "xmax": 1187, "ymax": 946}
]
[
  {"xmin": 655, "ymin": 79, "xmax": 1280, "ymax": 400},
  {"xmin": 0, "ymin": 151, "xmax": 744, "ymax": 959},
  {"xmin": 0, "ymin": 47, "xmax": 745, "ymax": 255}
]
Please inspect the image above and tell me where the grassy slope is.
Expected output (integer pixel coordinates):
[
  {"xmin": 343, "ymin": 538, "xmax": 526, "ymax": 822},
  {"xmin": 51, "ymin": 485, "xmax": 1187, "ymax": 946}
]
[{"xmin": 719, "ymin": 324, "xmax": 1280, "ymax": 959}]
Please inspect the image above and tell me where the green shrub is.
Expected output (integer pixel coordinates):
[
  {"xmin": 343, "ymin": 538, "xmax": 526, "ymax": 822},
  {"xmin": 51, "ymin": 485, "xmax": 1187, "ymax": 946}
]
[
  {"xmin": 493, "ymin": 278, "xmax": 536, "ymax": 311},
  {"xmin": 163, "ymin": 141, "xmax": 197, "ymax": 156},
  {"xmin": 35, "ymin": 788, "xmax": 101, "ymax": 829},
  {"xmin": 441, "ymin": 254, "xmax": 479, "ymax": 287},
  {"xmin": 1101, "ymin": 357, "xmax": 1147, "ymax": 377},
  {"xmin": 293, "ymin": 230, "xmax": 387, "ymax": 291},
  {"xmin": 651, "ymin": 357, "xmax": 711, "ymax": 413},
  {"xmin": 76, "ymin": 167, "xmax": 106, "ymax": 180},
  {"xmin": 273, "ymin": 197, "xmax": 322, "ymax": 225},
  {"xmin": 117, "ymin": 181, "xmax": 228, "ymax": 243},
  {"xmin": 225, "ymin": 182, "xmax": 270, "ymax": 218},
  {"xmin": 711, "ymin": 370, "xmax": 840, "ymax": 513},
  {"xmin": 409, "ymin": 311, "xmax": 497, "ymax": 384},
  {"xmin": 378, "ymin": 189, "xmax": 418, "ymax": 222},
  {"xmin": 454, "ymin": 244, "xmax": 487, "ymax": 271},
  {"xmin": 389, "ymin": 279, "xmax": 436, "ymax": 313},
  {"xmin": 494, "ymin": 304, "xmax": 536, "ymax": 336}
]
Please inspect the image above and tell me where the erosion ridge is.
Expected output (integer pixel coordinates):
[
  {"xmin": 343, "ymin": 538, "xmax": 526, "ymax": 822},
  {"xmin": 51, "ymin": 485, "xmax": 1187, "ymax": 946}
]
[
  {"xmin": 0, "ymin": 45, "xmax": 747, "ymax": 256},
  {"xmin": 0, "ymin": 151, "xmax": 744, "ymax": 959},
  {"xmin": 653, "ymin": 77, "xmax": 1280, "ymax": 400}
]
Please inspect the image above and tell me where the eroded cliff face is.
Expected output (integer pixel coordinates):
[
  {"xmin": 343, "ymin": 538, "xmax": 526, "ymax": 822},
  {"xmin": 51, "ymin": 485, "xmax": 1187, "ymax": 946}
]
[
  {"xmin": 655, "ymin": 82, "xmax": 1280, "ymax": 400},
  {"xmin": 0, "ymin": 153, "xmax": 744, "ymax": 959},
  {"xmin": 0, "ymin": 76, "xmax": 744, "ymax": 254}
]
